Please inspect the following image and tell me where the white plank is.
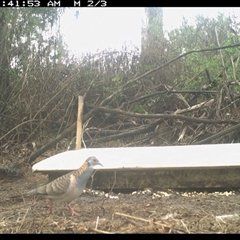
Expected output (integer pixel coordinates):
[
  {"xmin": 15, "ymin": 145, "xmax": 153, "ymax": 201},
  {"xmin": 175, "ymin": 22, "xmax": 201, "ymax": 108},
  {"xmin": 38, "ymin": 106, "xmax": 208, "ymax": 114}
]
[{"xmin": 32, "ymin": 143, "xmax": 240, "ymax": 172}]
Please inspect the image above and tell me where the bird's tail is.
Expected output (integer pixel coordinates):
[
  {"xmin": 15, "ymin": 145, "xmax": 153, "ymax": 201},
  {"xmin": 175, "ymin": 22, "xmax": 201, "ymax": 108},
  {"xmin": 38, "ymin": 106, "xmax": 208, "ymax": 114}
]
[{"xmin": 8, "ymin": 192, "xmax": 30, "ymax": 199}]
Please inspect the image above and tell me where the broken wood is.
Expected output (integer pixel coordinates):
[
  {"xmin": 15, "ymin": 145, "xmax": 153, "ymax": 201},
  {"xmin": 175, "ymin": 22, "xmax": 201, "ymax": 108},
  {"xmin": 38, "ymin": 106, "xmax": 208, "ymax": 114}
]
[{"xmin": 75, "ymin": 96, "xmax": 84, "ymax": 150}]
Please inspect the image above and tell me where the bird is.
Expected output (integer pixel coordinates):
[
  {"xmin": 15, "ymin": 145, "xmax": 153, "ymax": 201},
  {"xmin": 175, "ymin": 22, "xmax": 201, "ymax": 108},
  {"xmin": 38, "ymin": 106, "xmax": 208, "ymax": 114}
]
[{"xmin": 10, "ymin": 156, "xmax": 103, "ymax": 216}]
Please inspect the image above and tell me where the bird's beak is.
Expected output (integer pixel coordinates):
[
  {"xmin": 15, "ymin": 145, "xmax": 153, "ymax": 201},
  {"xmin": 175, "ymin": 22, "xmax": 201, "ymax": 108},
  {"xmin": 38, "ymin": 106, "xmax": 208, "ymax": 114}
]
[{"xmin": 94, "ymin": 163, "xmax": 103, "ymax": 169}]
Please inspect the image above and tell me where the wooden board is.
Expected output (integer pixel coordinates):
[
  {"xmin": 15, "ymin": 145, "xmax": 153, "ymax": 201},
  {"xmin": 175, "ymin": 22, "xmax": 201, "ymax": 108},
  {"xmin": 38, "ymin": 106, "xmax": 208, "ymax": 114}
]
[
  {"xmin": 32, "ymin": 143, "xmax": 240, "ymax": 190},
  {"xmin": 33, "ymin": 143, "xmax": 240, "ymax": 171}
]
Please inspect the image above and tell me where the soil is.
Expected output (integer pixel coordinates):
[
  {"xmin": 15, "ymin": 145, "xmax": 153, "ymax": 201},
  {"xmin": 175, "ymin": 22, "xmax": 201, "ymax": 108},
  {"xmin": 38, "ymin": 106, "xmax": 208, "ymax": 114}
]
[{"xmin": 1, "ymin": 169, "xmax": 240, "ymax": 234}]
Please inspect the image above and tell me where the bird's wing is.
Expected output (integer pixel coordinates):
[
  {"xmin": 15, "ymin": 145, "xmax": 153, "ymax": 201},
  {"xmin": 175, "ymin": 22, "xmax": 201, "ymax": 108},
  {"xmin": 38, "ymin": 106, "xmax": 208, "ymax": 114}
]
[{"xmin": 27, "ymin": 171, "xmax": 76, "ymax": 197}]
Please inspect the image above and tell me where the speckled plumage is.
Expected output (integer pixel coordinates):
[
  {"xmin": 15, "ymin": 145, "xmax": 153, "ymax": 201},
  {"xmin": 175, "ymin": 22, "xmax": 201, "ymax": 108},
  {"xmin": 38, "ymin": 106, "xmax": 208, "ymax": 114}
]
[{"xmin": 13, "ymin": 156, "xmax": 102, "ymax": 216}]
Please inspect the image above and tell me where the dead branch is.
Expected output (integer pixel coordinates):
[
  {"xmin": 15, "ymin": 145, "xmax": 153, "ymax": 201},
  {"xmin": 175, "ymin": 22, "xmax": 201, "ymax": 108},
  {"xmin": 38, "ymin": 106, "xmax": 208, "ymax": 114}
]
[
  {"xmin": 84, "ymin": 119, "xmax": 163, "ymax": 145},
  {"xmin": 115, "ymin": 212, "xmax": 150, "ymax": 223},
  {"xmin": 97, "ymin": 106, "xmax": 238, "ymax": 125},
  {"xmin": 100, "ymin": 121, "xmax": 139, "ymax": 130},
  {"xmin": 194, "ymin": 122, "xmax": 240, "ymax": 144},
  {"xmin": 216, "ymin": 87, "xmax": 224, "ymax": 118},
  {"xmin": 215, "ymin": 28, "xmax": 235, "ymax": 109},
  {"xmin": 122, "ymin": 90, "xmax": 217, "ymax": 107},
  {"xmin": 165, "ymin": 85, "xmax": 190, "ymax": 108},
  {"xmin": 168, "ymin": 90, "xmax": 218, "ymax": 94},
  {"xmin": 174, "ymin": 99, "xmax": 214, "ymax": 114},
  {"xmin": 85, "ymin": 126, "xmax": 140, "ymax": 137}
]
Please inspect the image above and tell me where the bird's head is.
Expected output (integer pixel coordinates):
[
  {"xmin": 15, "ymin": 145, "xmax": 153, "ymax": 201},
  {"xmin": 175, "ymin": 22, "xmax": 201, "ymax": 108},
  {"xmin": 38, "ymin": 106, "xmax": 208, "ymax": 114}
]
[{"xmin": 86, "ymin": 156, "xmax": 103, "ymax": 167}]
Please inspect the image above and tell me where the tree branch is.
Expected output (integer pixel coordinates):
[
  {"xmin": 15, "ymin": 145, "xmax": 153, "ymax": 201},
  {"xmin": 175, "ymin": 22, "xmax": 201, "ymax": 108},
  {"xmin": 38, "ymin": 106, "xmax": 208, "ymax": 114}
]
[{"xmin": 97, "ymin": 106, "xmax": 238, "ymax": 125}]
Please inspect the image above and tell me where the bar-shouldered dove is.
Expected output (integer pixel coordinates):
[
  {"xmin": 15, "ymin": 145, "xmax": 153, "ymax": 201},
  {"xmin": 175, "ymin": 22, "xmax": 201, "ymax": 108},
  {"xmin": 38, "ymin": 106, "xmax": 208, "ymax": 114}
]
[{"xmin": 11, "ymin": 156, "xmax": 103, "ymax": 216}]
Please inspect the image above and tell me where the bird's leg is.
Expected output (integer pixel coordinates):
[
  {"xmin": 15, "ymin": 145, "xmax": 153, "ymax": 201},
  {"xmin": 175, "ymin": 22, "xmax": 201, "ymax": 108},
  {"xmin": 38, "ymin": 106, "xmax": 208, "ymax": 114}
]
[
  {"xmin": 47, "ymin": 199, "xmax": 53, "ymax": 214},
  {"xmin": 67, "ymin": 205, "xmax": 80, "ymax": 216}
]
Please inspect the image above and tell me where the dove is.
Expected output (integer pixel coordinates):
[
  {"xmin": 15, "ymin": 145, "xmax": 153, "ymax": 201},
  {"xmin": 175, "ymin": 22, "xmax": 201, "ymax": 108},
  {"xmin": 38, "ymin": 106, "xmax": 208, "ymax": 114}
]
[{"xmin": 11, "ymin": 156, "xmax": 103, "ymax": 216}]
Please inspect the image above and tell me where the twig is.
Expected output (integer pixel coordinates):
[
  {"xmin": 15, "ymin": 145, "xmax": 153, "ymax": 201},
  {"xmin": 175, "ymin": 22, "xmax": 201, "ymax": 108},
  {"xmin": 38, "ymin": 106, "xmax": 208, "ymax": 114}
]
[
  {"xmin": 181, "ymin": 220, "xmax": 190, "ymax": 234},
  {"xmin": 95, "ymin": 216, "xmax": 99, "ymax": 229},
  {"xmin": 215, "ymin": 27, "xmax": 235, "ymax": 109},
  {"xmin": 58, "ymin": 95, "xmax": 75, "ymax": 135},
  {"xmin": 215, "ymin": 27, "xmax": 228, "ymax": 78},
  {"xmin": 17, "ymin": 207, "xmax": 30, "ymax": 232},
  {"xmin": 154, "ymin": 221, "xmax": 173, "ymax": 229},
  {"xmin": 178, "ymin": 124, "xmax": 188, "ymax": 142},
  {"xmin": 109, "ymin": 171, "xmax": 117, "ymax": 193},
  {"xmin": 115, "ymin": 212, "xmax": 150, "ymax": 223},
  {"xmin": 97, "ymin": 106, "xmax": 238, "ymax": 124},
  {"xmin": 165, "ymin": 85, "xmax": 190, "ymax": 108},
  {"xmin": 174, "ymin": 99, "xmax": 214, "ymax": 115},
  {"xmin": 0, "ymin": 119, "xmax": 38, "ymax": 142}
]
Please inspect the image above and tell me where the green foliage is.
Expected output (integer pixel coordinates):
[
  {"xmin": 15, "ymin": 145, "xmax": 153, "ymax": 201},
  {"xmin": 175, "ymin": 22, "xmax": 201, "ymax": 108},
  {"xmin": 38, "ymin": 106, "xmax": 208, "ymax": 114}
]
[
  {"xmin": 142, "ymin": 64, "xmax": 158, "ymax": 72},
  {"xmin": 112, "ymin": 75, "xmax": 121, "ymax": 83},
  {"xmin": 167, "ymin": 12, "xmax": 240, "ymax": 93},
  {"xmin": 133, "ymin": 104, "xmax": 148, "ymax": 114}
]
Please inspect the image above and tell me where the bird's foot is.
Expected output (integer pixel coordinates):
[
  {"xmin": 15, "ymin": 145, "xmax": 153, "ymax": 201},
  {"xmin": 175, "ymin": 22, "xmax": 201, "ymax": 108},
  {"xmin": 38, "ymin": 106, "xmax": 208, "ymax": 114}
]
[{"xmin": 67, "ymin": 205, "xmax": 80, "ymax": 216}]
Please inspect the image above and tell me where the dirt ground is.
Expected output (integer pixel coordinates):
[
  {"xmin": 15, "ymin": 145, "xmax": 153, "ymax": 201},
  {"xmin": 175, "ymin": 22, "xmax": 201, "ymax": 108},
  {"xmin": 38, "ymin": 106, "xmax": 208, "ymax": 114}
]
[{"xmin": 1, "ymin": 169, "xmax": 240, "ymax": 234}]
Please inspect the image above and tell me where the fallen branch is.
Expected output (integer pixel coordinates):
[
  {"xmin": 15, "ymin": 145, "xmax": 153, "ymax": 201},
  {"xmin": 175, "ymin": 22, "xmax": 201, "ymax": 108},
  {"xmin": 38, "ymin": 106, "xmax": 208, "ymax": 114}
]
[
  {"xmin": 174, "ymin": 99, "xmax": 214, "ymax": 114},
  {"xmin": 122, "ymin": 90, "xmax": 217, "ymax": 107},
  {"xmin": 85, "ymin": 125, "xmax": 141, "ymax": 137},
  {"xmin": 194, "ymin": 121, "xmax": 240, "ymax": 144},
  {"xmin": 115, "ymin": 212, "xmax": 150, "ymax": 223},
  {"xmin": 84, "ymin": 119, "xmax": 163, "ymax": 145},
  {"xmin": 97, "ymin": 106, "xmax": 238, "ymax": 124}
]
